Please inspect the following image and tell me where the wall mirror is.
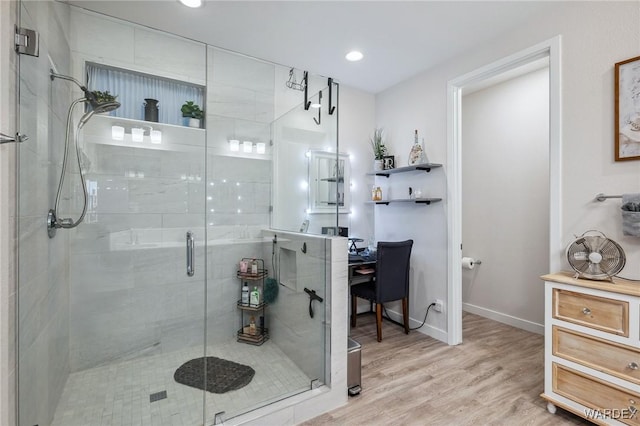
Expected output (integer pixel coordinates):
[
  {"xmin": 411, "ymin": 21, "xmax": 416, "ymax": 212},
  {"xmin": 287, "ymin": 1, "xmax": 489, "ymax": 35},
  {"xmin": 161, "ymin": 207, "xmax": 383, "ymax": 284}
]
[{"xmin": 308, "ymin": 151, "xmax": 350, "ymax": 214}]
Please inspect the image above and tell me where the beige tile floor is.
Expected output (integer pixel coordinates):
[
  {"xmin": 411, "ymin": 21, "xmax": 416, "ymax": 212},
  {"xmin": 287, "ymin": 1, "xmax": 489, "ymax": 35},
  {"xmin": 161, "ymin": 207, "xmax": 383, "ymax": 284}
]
[{"xmin": 52, "ymin": 339, "xmax": 312, "ymax": 426}]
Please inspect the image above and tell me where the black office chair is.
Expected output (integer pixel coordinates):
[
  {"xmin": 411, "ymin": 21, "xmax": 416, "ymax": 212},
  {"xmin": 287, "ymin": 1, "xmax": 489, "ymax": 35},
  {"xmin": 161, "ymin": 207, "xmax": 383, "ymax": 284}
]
[{"xmin": 350, "ymin": 239, "xmax": 413, "ymax": 342}]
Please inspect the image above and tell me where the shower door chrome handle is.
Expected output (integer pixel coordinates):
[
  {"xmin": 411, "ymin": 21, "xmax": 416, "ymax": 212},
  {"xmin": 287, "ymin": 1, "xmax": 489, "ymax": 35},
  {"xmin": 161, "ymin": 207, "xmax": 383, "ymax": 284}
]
[{"xmin": 186, "ymin": 231, "xmax": 195, "ymax": 277}]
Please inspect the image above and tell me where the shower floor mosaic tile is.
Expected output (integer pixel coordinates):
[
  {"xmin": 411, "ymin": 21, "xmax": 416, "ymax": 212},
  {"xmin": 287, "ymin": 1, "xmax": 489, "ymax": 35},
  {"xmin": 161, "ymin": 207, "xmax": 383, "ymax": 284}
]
[{"xmin": 51, "ymin": 339, "xmax": 312, "ymax": 426}]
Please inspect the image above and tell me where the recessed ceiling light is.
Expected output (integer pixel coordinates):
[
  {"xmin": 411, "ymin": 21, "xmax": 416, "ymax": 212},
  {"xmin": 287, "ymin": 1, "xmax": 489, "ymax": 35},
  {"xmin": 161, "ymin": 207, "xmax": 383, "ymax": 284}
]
[
  {"xmin": 310, "ymin": 103, "xmax": 322, "ymax": 109},
  {"xmin": 179, "ymin": 0, "xmax": 203, "ymax": 8},
  {"xmin": 345, "ymin": 50, "xmax": 363, "ymax": 62}
]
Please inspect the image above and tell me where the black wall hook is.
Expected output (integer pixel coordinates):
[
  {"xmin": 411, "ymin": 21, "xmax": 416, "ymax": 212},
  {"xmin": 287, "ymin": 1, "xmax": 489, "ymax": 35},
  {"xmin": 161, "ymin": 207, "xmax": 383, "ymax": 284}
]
[
  {"xmin": 328, "ymin": 78, "xmax": 336, "ymax": 115},
  {"xmin": 304, "ymin": 287, "xmax": 324, "ymax": 318},
  {"xmin": 303, "ymin": 71, "xmax": 311, "ymax": 110}
]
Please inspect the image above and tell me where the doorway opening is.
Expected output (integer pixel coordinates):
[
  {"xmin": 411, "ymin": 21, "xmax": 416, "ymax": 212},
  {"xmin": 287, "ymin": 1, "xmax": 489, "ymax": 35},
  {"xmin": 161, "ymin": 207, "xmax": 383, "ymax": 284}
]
[{"xmin": 446, "ymin": 37, "xmax": 562, "ymax": 345}]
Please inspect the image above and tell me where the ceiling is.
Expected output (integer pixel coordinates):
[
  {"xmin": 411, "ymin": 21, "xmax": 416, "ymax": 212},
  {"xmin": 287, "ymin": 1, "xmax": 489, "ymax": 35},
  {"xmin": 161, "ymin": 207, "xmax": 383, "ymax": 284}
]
[{"xmin": 65, "ymin": 1, "xmax": 559, "ymax": 94}]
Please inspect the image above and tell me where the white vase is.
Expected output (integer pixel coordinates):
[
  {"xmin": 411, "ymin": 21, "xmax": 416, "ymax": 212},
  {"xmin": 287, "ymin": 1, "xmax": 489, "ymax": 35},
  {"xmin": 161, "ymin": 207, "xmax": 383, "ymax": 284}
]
[
  {"xmin": 188, "ymin": 118, "xmax": 201, "ymax": 128},
  {"xmin": 374, "ymin": 160, "xmax": 384, "ymax": 171}
]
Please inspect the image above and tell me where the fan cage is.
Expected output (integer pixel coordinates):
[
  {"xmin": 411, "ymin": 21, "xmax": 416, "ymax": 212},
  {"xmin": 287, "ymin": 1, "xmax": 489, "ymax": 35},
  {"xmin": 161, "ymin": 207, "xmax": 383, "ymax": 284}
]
[{"xmin": 566, "ymin": 235, "xmax": 625, "ymax": 280}]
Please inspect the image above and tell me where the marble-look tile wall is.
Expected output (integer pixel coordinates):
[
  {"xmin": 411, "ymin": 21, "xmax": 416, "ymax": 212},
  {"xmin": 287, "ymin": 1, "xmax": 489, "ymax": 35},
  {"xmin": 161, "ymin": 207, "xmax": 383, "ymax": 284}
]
[
  {"xmin": 205, "ymin": 47, "xmax": 274, "ymax": 160},
  {"xmin": 66, "ymin": 6, "xmax": 275, "ymax": 373},
  {"xmin": 0, "ymin": 2, "xmax": 18, "ymax": 426},
  {"xmin": 228, "ymin": 234, "xmax": 347, "ymax": 426},
  {"xmin": 261, "ymin": 230, "xmax": 329, "ymax": 383},
  {"xmin": 66, "ymin": 141, "xmax": 273, "ymax": 371},
  {"xmin": 69, "ymin": 7, "xmax": 207, "ymax": 87},
  {"xmin": 67, "ymin": 139, "xmax": 209, "ymax": 371},
  {"xmin": 17, "ymin": 2, "xmax": 72, "ymax": 426}
]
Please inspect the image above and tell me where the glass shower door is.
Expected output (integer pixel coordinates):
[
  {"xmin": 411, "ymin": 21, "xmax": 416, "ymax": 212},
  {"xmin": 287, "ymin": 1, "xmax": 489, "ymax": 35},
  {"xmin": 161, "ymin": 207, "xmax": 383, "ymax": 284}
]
[
  {"xmin": 271, "ymin": 84, "xmax": 341, "ymax": 235},
  {"xmin": 16, "ymin": 2, "xmax": 209, "ymax": 425}
]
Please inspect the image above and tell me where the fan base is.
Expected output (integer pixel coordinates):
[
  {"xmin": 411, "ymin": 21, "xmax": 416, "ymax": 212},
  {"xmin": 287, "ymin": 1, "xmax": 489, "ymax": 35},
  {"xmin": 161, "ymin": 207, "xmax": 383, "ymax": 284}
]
[{"xmin": 573, "ymin": 271, "xmax": 615, "ymax": 282}]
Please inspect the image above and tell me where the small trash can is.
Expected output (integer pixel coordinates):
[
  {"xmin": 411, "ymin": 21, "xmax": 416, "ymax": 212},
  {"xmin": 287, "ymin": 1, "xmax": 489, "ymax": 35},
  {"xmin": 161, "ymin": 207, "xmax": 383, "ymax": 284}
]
[{"xmin": 347, "ymin": 337, "xmax": 361, "ymax": 396}]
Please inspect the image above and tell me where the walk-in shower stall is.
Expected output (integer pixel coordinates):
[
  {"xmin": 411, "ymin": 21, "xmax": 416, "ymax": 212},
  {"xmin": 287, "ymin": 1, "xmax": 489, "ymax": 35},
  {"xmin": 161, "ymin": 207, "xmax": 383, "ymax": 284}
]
[{"xmin": 16, "ymin": 1, "xmax": 343, "ymax": 425}]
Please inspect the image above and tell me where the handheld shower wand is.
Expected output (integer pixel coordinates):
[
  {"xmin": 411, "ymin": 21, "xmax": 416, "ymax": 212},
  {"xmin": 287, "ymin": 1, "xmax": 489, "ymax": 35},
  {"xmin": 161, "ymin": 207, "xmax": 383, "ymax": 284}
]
[{"xmin": 47, "ymin": 70, "xmax": 121, "ymax": 238}]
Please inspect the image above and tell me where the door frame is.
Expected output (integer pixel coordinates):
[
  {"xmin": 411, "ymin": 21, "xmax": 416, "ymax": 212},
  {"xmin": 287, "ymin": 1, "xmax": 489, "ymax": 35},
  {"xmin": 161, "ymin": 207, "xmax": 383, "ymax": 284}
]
[{"xmin": 446, "ymin": 36, "xmax": 562, "ymax": 345}]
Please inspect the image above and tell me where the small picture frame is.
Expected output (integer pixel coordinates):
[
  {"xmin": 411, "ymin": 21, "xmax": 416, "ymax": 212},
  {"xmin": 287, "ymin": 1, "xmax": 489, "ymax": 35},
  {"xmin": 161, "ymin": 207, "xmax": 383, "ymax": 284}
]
[
  {"xmin": 383, "ymin": 155, "xmax": 395, "ymax": 170},
  {"xmin": 615, "ymin": 55, "xmax": 640, "ymax": 161}
]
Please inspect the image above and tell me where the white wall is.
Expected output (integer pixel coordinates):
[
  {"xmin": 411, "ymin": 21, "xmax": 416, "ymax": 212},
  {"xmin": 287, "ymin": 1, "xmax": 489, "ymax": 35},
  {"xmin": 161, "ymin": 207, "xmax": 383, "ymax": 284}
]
[
  {"xmin": 461, "ymin": 68, "xmax": 549, "ymax": 332},
  {"xmin": 338, "ymin": 86, "xmax": 376, "ymax": 246},
  {"xmin": 375, "ymin": 1, "xmax": 640, "ymax": 342}
]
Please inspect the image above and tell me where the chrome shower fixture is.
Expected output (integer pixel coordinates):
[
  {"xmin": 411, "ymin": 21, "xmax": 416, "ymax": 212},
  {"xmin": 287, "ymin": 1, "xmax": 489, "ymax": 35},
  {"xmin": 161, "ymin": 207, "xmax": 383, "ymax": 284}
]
[
  {"xmin": 50, "ymin": 70, "xmax": 121, "ymax": 114},
  {"xmin": 47, "ymin": 70, "xmax": 121, "ymax": 238}
]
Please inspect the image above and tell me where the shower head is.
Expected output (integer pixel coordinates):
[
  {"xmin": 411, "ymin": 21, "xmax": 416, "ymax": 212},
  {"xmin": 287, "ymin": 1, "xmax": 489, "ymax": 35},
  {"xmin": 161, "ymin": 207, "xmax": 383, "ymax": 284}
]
[
  {"xmin": 77, "ymin": 98, "xmax": 121, "ymax": 129},
  {"xmin": 85, "ymin": 95, "xmax": 121, "ymax": 114},
  {"xmin": 50, "ymin": 70, "xmax": 121, "ymax": 116}
]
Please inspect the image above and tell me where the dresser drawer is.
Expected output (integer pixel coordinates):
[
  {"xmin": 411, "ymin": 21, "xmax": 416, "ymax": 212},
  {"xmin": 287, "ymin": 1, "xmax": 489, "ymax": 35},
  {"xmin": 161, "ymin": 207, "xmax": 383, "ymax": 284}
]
[
  {"xmin": 553, "ymin": 289, "xmax": 629, "ymax": 336},
  {"xmin": 553, "ymin": 363, "xmax": 640, "ymax": 425},
  {"xmin": 553, "ymin": 326, "xmax": 640, "ymax": 385}
]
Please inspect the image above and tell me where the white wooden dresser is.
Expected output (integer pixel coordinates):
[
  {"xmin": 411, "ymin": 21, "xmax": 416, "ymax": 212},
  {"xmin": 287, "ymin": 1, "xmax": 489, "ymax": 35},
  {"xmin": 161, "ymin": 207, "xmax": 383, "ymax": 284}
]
[{"xmin": 542, "ymin": 272, "xmax": 640, "ymax": 425}]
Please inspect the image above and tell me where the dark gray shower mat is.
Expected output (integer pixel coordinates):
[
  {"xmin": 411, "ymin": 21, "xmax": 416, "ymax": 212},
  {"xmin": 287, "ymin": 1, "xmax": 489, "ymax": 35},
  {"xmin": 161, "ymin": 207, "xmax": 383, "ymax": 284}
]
[{"xmin": 174, "ymin": 356, "xmax": 255, "ymax": 394}]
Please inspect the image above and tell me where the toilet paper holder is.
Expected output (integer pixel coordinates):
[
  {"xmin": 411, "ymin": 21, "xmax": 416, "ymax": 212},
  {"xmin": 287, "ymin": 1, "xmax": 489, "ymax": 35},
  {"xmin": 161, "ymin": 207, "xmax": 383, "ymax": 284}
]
[{"xmin": 461, "ymin": 257, "xmax": 482, "ymax": 269}]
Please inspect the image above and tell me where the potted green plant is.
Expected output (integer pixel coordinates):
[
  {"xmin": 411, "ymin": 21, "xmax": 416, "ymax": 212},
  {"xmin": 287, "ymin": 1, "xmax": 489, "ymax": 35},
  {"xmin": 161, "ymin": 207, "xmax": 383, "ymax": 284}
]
[
  {"xmin": 370, "ymin": 128, "xmax": 387, "ymax": 170},
  {"xmin": 92, "ymin": 90, "xmax": 117, "ymax": 104},
  {"xmin": 181, "ymin": 101, "xmax": 204, "ymax": 128}
]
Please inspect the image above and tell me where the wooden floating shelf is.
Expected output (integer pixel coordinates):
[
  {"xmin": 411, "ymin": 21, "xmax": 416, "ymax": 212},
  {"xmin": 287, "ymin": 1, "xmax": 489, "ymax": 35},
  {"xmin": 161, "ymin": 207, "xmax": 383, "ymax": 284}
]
[
  {"xmin": 366, "ymin": 163, "xmax": 442, "ymax": 177},
  {"xmin": 368, "ymin": 198, "xmax": 442, "ymax": 205}
]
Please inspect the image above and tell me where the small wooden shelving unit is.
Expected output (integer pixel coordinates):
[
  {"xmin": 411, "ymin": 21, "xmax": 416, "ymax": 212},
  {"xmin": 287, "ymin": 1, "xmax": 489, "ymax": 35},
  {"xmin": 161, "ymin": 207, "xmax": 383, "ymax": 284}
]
[{"xmin": 236, "ymin": 258, "xmax": 268, "ymax": 345}]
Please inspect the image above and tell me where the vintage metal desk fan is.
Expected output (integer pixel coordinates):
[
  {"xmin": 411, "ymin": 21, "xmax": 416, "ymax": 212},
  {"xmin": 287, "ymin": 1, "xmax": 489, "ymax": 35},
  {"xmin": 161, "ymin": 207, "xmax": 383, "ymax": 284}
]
[{"xmin": 566, "ymin": 230, "xmax": 626, "ymax": 281}]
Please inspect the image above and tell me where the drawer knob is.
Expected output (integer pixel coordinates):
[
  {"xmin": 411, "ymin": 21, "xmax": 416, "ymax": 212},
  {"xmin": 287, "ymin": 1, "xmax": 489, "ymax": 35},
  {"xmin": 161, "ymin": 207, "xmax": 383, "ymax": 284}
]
[
  {"xmin": 629, "ymin": 362, "xmax": 639, "ymax": 370},
  {"xmin": 630, "ymin": 399, "xmax": 637, "ymax": 405},
  {"xmin": 582, "ymin": 307, "xmax": 591, "ymax": 315}
]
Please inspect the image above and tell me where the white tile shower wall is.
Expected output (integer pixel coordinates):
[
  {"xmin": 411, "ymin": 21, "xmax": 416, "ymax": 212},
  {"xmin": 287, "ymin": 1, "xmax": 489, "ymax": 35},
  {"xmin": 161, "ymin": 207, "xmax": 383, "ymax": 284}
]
[
  {"xmin": 68, "ymin": 246, "xmax": 207, "ymax": 371},
  {"xmin": 67, "ymin": 132, "xmax": 272, "ymax": 371},
  {"xmin": 206, "ymin": 47, "xmax": 274, "ymax": 159},
  {"xmin": 66, "ymin": 10, "xmax": 277, "ymax": 375},
  {"xmin": 227, "ymin": 233, "xmax": 348, "ymax": 426},
  {"xmin": 207, "ymin": 47, "xmax": 275, "ymax": 123},
  {"xmin": 68, "ymin": 123, "xmax": 209, "ymax": 371},
  {"xmin": 261, "ymin": 231, "xmax": 329, "ymax": 383},
  {"xmin": 17, "ymin": 2, "xmax": 72, "ymax": 426},
  {"xmin": 206, "ymin": 155, "xmax": 271, "ymax": 228},
  {"xmin": 70, "ymin": 7, "xmax": 206, "ymax": 86},
  {"xmin": 204, "ymin": 154, "xmax": 272, "ymax": 345},
  {"xmin": 0, "ymin": 1, "xmax": 17, "ymax": 424},
  {"xmin": 206, "ymin": 242, "xmax": 267, "ymax": 345}
]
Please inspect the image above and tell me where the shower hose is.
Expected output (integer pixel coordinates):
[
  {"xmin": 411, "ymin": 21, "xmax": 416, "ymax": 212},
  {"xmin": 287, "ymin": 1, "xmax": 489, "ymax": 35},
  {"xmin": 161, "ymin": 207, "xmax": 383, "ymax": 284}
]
[{"xmin": 53, "ymin": 98, "xmax": 90, "ymax": 229}]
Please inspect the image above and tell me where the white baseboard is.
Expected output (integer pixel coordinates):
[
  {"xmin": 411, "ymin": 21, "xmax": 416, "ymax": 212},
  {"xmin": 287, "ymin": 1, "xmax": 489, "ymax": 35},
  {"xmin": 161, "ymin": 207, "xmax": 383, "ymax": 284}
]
[
  {"xmin": 362, "ymin": 305, "xmax": 449, "ymax": 344},
  {"xmin": 462, "ymin": 302, "xmax": 544, "ymax": 335}
]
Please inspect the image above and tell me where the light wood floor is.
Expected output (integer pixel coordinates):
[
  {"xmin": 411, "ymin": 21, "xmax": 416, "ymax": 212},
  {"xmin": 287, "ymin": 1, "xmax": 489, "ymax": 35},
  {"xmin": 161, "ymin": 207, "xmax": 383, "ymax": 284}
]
[{"xmin": 303, "ymin": 312, "xmax": 591, "ymax": 426}]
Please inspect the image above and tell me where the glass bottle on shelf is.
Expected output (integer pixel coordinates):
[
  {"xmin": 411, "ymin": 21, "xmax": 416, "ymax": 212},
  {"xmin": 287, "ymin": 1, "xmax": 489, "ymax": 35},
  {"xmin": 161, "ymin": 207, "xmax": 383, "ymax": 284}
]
[
  {"xmin": 408, "ymin": 129, "xmax": 426, "ymax": 166},
  {"xmin": 374, "ymin": 186, "xmax": 382, "ymax": 201}
]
